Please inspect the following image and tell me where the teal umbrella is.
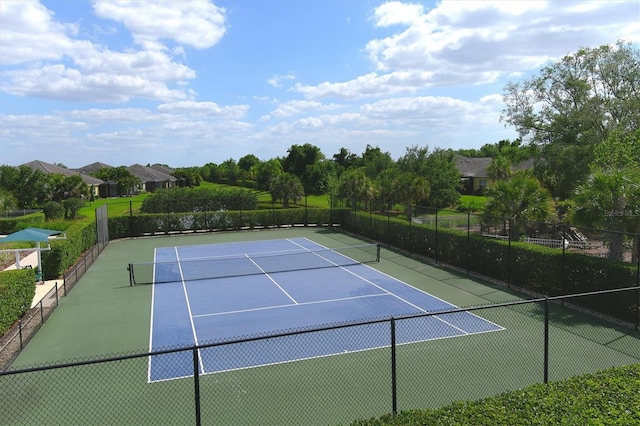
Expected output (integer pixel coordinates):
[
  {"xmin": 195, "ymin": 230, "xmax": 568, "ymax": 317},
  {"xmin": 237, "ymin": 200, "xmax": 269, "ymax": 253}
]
[{"xmin": 0, "ymin": 228, "xmax": 65, "ymax": 281}]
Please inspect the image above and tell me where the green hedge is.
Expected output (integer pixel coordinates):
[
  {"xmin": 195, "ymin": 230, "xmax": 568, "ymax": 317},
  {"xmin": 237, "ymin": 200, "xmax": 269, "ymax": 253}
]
[
  {"xmin": 349, "ymin": 364, "xmax": 640, "ymax": 425},
  {"xmin": 342, "ymin": 211, "xmax": 638, "ymax": 323},
  {"xmin": 140, "ymin": 187, "xmax": 258, "ymax": 213},
  {"xmin": 0, "ymin": 269, "xmax": 36, "ymax": 335},
  {"xmin": 40, "ymin": 218, "xmax": 97, "ymax": 280},
  {"xmin": 108, "ymin": 208, "xmax": 336, "ymax": 239},
  {"xmin": 0, "ymin": 213, "xmax": 46, "ymax": 234}
]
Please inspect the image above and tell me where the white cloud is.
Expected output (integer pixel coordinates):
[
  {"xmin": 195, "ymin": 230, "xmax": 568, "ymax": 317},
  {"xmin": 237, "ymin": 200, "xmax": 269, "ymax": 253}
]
[
  {"xmin": 296, "ymin": 0, "xmax": 639, "ymax": 100},
  {"xmin": 157, "ymin": 101, "xmax": 249, "ymax": 119},
  {"xmin": 267, "ymin": 73, "xmax": 296, "ymax": 88},
  {"xmin": 0, "ymin": 1, "xmax": 77, "ymax": 65},
  {"xmin": 91, "ymin": 0, "xmax": 227, "ymax": 50},
  {"xmin": 372, "ymin": 1, "xmax": 425, "ymax": 27},
  {"xmin": 270, "ymin": 100, "xmax": 344, "ymax": 117}
]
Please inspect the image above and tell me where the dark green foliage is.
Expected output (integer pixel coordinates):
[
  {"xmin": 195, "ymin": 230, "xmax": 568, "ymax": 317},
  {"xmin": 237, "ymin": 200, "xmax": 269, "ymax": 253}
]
[
  {"xmin": 42, "ymin": 201, "xmax": 65, "ymax": 221},
  {"xmin": 108, "ymin": 208, "xmax": 333, "ymax": 238},
  {"xmin": 342, "ymin": 211, "xmax": 638, "ymax": 323},
  {"xmin": 348, "ymin": 364, "xmax": 640, "ymax": 425},
  {"xmin": 140, "ymin": 187, "xmax": 258, "ymax": 213},
  {"xmin": 0, "ymin": 213, "xmax": 45, "ymax": 234},
  {"xmin": 91, "ymin": 166, "xmax": 139, "ymax": 196},
  {"xmin": 0, "ymin": 269, "xmax": 36, "ymax": 335},
  {"xmin": 63, "ymin": 198, "xmax": 85, "ymax": 219},
  {"xmin": 41, "ymin": 217, "xmax": 97, "ymax": 280},
  {"xmin": 171, "ymin": 167, "xmax": 202, "ymax": 187}
]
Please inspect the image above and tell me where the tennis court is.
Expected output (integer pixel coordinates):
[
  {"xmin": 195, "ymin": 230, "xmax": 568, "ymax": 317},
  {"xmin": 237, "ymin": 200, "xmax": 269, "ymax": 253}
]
[{"xmin": 142, "ymin": 238, "xmax": 503, "ymax": 382}]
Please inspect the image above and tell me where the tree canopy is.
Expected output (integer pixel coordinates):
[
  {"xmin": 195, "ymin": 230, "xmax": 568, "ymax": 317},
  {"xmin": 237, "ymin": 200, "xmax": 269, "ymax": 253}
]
[{"xmin": 502, "ymin": 41, "xmax": 639, "ymax": 199}]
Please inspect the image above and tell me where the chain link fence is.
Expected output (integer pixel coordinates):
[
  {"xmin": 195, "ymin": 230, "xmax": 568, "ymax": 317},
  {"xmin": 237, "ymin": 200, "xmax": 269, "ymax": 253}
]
[
  {"xmin": 2, "ymin": 287, "xmax": 639, "ymax": 425},
  {"xmin": 0, "ymin": 241, "xmax": 108, "ymax": 372}
]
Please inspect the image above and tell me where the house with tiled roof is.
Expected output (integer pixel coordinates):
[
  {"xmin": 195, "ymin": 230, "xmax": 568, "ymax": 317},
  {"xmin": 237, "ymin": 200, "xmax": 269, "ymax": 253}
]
[
  {"xmin": 75, "ymin": 162, "xmax": 113, "ymax": 175},
  {"xmin": 455, "ymin": 156, "xmax": 534, "ymax": 195},
  {"xmin": 21, "ymin": 160, "xmax": 103, "ymax": 197},
  {"xmin": 127, "ymin": 164, "xmax": 177, "ymax": 193}
]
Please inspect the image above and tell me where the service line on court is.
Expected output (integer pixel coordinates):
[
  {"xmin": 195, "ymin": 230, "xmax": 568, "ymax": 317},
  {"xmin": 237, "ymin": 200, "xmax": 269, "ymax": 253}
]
[
  {"xmin": 191, "ymin": 292, "xmax": 390, "ymax": 318},
  {"xmin": 175, "ymin": 246, "xmax": 206, "ymax": 374}
]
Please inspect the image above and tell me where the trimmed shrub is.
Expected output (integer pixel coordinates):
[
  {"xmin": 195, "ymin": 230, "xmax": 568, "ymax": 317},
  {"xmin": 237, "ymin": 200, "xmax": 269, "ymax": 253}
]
[
  {"xmin": 0, "ymin": 213, "xmax": 46, "ymax": 234},
  {"xmin": 0, "ymin": 269, "xmax": 35, "ymax": 335},
  {"xmin": 43, "ymin": 201, "xmax": 65, "ymax": 221}
]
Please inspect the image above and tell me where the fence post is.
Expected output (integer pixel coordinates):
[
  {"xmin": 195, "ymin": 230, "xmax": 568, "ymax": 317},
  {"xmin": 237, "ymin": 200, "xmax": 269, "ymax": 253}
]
[
  {"xmin": 544, "ymin": 298, "xmax": 549, "ymax": 384},
  {"xmin": 467, "ymin": 211, "xmax": 471, "ymax": 275},
  {"xmin": 636, "ymin": 235, "xmax": 639, "ymax": 330},
  {"xmin": 129, "ymin": 200, "xmax": 134, "ymax": 238},
  {"xmin": 562, "ymin": 224, "xmax": 567, "ymax": 296},
  {"xmin": 435, "ymin": 209, "xmax": 439, "ymax": 264},
  {"xmin": 390, "ymin": 318, "xmax": 397, "ymax": 416},
  {"xmin": 193, "ymin": 347, "xmax": 202, "ymax": 426},
  {"xmin": 19, "ymin": 321, "xmax": 23, "ymax": 350},
  {"xmin": 507, "ymin": 219, "xmax": 512, "ymax": 287}
]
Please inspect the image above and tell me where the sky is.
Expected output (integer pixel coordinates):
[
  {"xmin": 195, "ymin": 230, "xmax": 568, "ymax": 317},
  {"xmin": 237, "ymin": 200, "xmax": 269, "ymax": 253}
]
[{"xmin": 0, "ymin": 1, "xmax": 638, "ymax": 169}]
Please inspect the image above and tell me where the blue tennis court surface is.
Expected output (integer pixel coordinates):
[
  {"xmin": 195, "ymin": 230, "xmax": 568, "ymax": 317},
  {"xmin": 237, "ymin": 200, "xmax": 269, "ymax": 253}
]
[{"xmin": 148, "ymin": 238, "xmax": 503, "ymax": 382}]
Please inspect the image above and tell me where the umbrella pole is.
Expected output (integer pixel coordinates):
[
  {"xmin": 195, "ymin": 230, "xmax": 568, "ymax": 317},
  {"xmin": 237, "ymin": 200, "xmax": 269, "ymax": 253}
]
[{"xmin": 37, "ymin": 241, "xmax": 42, "ymax": 281}]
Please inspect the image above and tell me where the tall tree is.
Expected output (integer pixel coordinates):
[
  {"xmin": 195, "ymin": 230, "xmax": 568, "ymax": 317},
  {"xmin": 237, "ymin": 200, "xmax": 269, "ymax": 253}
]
[
  {"xmin": 502, "ymin": 41, "xmax": 639, "ymax": 199},
  {"xmin": 219, "ymin": 159, "xmax": 240, "ymax": 185},
  {"xmin": 361, "ymin": 145, "xmax": 394, "ymax": 180},
  {"xmin": 338, "ymin": 168, "xmax": 377, "ymax": 208},
  {"xmin": 269, "ymin": 173, "xmax": 304, "ymax": 208},
  {"xmin": 255, "ymin": 159, "xmax": 283, "ymax": 190},
  {"xmin": 483, "ymin": 173, "xmax": 556, "ymax": 239},
  {"xmin": 570, "ymin": 129, "xmax": 640, "ymax": 261},
  {"xmin": 571, "ymin": 171, "xmax": 640, "ymax": 261},
  {"xmin": 332, "ymin": 147, "xmax": 359, "ymax": 175},
  {"xmin": 92, "ymin": 166, "xmax": 139, "ymax": 196},
  {"xmin": 238, "ymin": 154, "xmax": 261, "ymax": 182},
  {"xmin": 398, "ymin": 146, "xmax": 460, "ymax": 208},
  {"xmin": 392, "ymin": 172, "xmax": 430, "ymax": 221},
  {"xmin": 282, "ymin": 144, "xmax": 324, "ymax": 177}
]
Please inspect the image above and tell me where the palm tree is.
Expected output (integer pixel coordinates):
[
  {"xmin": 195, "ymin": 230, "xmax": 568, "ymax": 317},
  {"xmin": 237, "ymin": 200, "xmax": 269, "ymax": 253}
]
[
  {"xmin": 338, "ymin": 168, "xmax": 377, "ymax": 210},
  {"xmin": 268, "ymin": 173, "xmax": 304, "ymax": 208},
  {"xmin": 392, "ymin": 172, "xmax": 430, "ymax": 221},
  {"xmin": 487, "ymin": 155, "xmax": 513, "ymax": 181},
  {"xmin": 483, "ymin": 173, "xmax": 555, "ymax": 239},
  {"xmin": 570, "ymin": 170, "xmax": 640, "ymax": 261}
]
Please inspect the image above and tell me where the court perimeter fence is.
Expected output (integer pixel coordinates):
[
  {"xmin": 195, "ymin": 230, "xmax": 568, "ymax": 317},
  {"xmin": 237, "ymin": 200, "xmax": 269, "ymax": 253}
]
[
  {"xmin": 1, "ymin": 286, "xmax": 639, "ymax": 425},
  {"xmin": 0, "ymin": 239, "xmax": 108, "ymax": 372}
]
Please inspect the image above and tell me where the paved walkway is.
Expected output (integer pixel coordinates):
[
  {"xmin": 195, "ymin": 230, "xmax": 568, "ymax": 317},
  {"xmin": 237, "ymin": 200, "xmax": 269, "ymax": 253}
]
[{"xmin": 2, "ymin": 251, "xmax": 62, "ymax": 308}]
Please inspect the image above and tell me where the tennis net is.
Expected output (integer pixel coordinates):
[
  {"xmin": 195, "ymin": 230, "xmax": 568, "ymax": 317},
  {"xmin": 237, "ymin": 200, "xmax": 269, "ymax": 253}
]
[{"xmin": 128, "ymin": 243, "xmax": 380, "ymax": 285}]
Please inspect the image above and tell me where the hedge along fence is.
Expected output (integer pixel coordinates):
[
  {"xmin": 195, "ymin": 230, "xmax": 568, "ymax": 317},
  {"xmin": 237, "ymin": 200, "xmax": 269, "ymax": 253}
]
[
  {"xmin": 0, "ymin": 213, "xmax": 46, "ymax": 234},
  {"xmin": 108, "ymin": 208, "xmax": 340, "ymax": 239},
  {"xmin": 40, "ymin": 218, "xmax": 97, "ymax": 280},
  {"xmin": 0, "ymin": 269, "xmax": 36, "ymax": 335},
  {"xmin": 342, "ymin": 210, "xmax": 639, "ymax": 325}
]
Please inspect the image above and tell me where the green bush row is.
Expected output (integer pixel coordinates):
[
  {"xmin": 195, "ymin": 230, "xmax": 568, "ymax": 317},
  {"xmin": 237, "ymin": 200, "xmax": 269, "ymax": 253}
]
[
  {"xmin": 343, "ymin": 211, "xmax": 638, "ymax": 322},
  {"xmin": 0, "ymin": 269, "xmax": 36, "ymax": 334},
  {"xmin": 349, "ymin": 363, "xmax": 640, "ymax": 425},
  {"xmin": 0, "ymin": 213, "xmax": 45, "ymax": 234},
  {"xmin": 108, "ymin": 208, "xmax": 336, "ymax": 238},
  {"xmin": 140, "ymin": 187, "xmax": 258, "ymax": 213},
  {"xmin": 40, "ymin": 217, "xmax": 97, "ymax": 280}
]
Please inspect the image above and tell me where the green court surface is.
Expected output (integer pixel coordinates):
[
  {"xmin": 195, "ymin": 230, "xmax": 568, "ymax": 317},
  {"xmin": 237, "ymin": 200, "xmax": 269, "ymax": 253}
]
[{"xmin": 2, "ymin": 228, "xmax": 639, "ymax": 425}]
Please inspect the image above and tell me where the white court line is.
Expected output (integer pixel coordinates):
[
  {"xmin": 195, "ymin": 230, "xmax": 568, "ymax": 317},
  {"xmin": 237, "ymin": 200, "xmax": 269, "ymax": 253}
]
[
  {"xmin": 192, "ymin": 292, "xmax": 389, "ymax": 318},
  {"xmin": 147, "ymin": 247, "xmax": 158, "ymax": 382},
  {"xmin": 245, "ymin": 254, "xmax": 298, "ymax": 304},
  {"xmin": 294, "ymin": 238, "xmax": 500, "ymax": 334},
  {"xmin": 175, "ymin": 247, "xmax": 206, "ymax": 375}
]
